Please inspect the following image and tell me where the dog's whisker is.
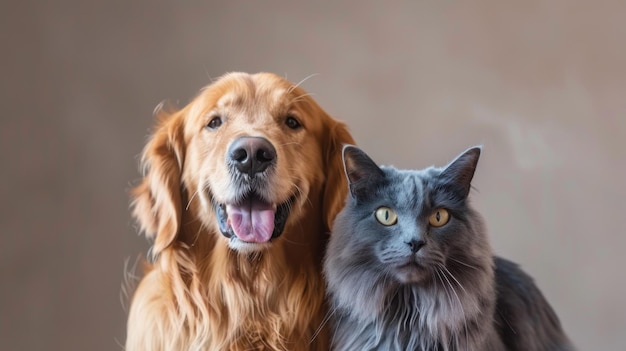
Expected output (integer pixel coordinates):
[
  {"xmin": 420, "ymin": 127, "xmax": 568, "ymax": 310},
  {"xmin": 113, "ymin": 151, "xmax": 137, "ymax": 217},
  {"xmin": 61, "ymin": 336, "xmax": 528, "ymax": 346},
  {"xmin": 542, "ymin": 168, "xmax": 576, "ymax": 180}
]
[
  {"xmin": 287, "ymin": 73, "xmax": 319, "ymax": 94},
  {"xmin": 186, "ymin": 188, "xmax": 201, "ymax": 211},
  {"xmin": 120, "ymin": 256, "xmax": 141, "ymax": 313},
  {"xmin": 277, "ymin": 141, "xmax": 301, "ymax": 147},
  {"xmin": 278, "ymin": 235, "xmax": 308, "ymax": 247},
  {"xmin": 202, "ymin": 67, "xmax": 214, "ymax": 82},
  {"xmin": 188, "ymin": 225, "xmax": 204, "ymax": 248},
  {"xmin": 287, "ymin": 180, "xmax": 312, "ymax": 210},
  {"xmin": 289, "ymin": 92, "xmax": 316, "ymax": 105}
]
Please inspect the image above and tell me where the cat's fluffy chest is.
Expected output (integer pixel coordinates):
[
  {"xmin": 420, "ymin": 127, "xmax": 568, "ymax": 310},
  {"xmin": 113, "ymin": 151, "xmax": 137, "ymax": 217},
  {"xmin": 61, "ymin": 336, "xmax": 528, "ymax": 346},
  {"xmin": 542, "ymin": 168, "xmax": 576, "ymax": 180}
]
[{"xmin": 330, "ymin": 263, "xmax": 497, "ymax": 350}]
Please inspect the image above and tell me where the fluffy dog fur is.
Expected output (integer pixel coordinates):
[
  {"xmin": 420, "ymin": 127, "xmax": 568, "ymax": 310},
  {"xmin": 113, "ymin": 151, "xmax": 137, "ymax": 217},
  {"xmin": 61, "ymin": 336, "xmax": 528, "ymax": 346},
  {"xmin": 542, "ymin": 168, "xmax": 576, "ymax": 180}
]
[{"xmin": 126, "ymin": 72, "xmax": 354, "ymax": 350}]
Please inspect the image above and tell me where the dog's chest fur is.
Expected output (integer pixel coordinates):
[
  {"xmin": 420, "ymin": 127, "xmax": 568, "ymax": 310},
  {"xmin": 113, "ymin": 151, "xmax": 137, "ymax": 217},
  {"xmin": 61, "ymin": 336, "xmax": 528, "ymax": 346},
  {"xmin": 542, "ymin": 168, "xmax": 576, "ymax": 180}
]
[{"xmin": 194, "ymin": 242, "xmax": 328, "ymax": 351}]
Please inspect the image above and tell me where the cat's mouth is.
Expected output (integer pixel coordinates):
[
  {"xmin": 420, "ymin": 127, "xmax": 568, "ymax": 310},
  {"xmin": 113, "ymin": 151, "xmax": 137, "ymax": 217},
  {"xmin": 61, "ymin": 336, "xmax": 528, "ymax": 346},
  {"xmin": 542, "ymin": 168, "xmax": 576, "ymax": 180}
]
[
  {"xmin": 393, "ymin": 259, "xmax": 431, "ymax": 283},
  {"xmin": 399, "ymin": 261, "xmax": 423, "ymax": 269},
  {"xmin": 397, "ymin": 260, "xmax": 428, "ymax": 273}
]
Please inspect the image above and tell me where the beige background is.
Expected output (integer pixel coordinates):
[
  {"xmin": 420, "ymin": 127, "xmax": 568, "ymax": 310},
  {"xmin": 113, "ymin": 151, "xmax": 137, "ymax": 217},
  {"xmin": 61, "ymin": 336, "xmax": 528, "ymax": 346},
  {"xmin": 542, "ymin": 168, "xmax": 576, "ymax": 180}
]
[{"xmin": 2, "ymin": 1, "xmax": 625, "ymax": 350}]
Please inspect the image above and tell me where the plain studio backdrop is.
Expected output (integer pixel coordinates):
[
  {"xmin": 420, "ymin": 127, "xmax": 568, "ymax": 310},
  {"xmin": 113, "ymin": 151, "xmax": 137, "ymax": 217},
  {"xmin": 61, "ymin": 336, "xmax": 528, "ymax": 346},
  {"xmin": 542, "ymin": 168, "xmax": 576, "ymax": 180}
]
[{"xmin": 1, "ymin": 1, "xmax": 624, "ymax": 350}]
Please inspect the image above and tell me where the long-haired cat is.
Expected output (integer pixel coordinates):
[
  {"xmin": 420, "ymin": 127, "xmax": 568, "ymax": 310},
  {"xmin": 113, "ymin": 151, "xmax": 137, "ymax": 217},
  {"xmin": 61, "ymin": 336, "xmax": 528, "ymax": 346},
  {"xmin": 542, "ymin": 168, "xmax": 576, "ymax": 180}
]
[{"xmin": 323, "ymin": 145, "xmax": 574, "ymax": 351}]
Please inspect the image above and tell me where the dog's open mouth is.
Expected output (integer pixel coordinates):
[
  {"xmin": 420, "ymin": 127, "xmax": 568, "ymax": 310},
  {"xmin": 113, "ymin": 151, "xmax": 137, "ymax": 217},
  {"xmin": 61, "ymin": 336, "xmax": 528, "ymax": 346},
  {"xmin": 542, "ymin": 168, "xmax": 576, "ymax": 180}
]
[{"xmin": 214, "ymin": 193, "xmax": 291, "ymax": 244}]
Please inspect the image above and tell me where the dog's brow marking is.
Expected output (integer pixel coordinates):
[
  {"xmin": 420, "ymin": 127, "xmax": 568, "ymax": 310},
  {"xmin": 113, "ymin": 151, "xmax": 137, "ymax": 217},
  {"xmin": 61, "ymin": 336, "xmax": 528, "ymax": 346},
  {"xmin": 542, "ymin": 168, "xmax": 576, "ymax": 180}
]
[{"xmin": 217, "ymin": 93, "xmax": 239, "ymax": 109}]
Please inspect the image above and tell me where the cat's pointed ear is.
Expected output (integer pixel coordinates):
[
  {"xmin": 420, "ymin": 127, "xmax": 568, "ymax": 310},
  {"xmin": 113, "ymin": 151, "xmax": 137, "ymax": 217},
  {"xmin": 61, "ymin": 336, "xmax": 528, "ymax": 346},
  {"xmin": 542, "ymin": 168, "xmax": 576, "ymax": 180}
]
[
  {"xmin": 342, "ymin": 145, "xmax": 385, "ymax": 200},
  {"xmin": 440, "ymin": 146, "xmax": 482, "ymax": 198}
]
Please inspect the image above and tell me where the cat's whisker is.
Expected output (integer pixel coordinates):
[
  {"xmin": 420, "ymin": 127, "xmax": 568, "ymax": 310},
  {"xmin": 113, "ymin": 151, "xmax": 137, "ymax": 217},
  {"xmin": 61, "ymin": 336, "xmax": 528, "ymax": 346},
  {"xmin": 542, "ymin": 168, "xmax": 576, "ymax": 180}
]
[
  {"xmin": 311, "ymin": 306, "xmax": 336, "ymax": 344},
  {"xmin": 448, "ymin": 257, "xmax": 480, "ymax": 270},
  {"xmin": 434, "ymin": 268, "xmax": 457, "ymax": 349},
  {"xmin": 438, "ymin": 264, "xmax": 469, "ymax": 351},
  {"xmin": 434, "ymin": 270, "xmax": 453, "ymax": 304},
  {"xmin": 440, "ymin": 265, "xmax": 468, "ymax": 294},
  {"xmin": 332, "ymin": 311, "xmax": 345, "ymax": 346}
]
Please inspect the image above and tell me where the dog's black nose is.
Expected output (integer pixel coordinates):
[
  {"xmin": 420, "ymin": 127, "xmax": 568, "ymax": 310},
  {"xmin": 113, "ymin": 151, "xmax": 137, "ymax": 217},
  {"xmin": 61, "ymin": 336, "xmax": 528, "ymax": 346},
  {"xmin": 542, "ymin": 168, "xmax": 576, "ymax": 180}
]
[{"xmin": 229, "ymin": 137, "xmax": 277, "ymax": 176}]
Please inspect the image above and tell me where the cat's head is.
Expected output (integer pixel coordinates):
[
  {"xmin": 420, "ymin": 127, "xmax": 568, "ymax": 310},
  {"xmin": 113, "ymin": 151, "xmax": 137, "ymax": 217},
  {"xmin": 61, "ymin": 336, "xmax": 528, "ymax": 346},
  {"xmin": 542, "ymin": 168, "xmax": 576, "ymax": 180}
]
[{"xmin": 331, "ymin": 145, "xmax": 489, "ymax": 286}]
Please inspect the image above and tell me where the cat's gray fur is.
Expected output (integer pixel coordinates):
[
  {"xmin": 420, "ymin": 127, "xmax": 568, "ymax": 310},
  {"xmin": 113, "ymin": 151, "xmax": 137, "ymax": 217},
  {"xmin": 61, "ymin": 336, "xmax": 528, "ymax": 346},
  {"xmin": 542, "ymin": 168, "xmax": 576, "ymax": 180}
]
[{"xmin": 323, "ymin": 145, "xmax": 574, "ymax": 351}]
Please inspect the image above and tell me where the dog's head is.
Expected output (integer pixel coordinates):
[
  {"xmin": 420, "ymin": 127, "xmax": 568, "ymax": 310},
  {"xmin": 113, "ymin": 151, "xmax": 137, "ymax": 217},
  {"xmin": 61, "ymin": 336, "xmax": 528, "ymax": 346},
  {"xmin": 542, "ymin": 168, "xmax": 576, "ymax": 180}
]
[{"xmin": 132, "ymin": 72, "xmax": 354, "ymax": 255}]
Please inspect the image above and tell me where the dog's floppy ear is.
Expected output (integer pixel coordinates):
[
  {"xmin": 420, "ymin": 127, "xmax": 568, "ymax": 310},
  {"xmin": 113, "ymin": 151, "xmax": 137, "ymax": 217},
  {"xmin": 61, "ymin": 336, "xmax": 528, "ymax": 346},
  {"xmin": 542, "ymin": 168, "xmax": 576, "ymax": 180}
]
[
  {"xmin": 322, "ymin": 119, "xmax": 356, "ymax": 231},
  {"xmin": 131, "ymin": 107, "xmax": 186, "ymax": 257}
]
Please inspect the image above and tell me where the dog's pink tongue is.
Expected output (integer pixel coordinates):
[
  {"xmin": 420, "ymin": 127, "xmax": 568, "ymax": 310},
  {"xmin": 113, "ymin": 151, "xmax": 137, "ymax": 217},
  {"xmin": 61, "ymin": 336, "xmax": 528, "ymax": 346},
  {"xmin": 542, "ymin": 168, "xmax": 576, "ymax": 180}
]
[{"xmin": 227, "ymin": 199, "xmax": 275, "ymax": 243}]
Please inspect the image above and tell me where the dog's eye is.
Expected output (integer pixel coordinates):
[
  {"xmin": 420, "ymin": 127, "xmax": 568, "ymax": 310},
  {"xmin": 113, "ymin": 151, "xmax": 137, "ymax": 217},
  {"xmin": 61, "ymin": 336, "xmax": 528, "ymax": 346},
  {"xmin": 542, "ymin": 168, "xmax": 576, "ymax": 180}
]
[
  {"xmin": 207, "ymin": 116, "xmax": 223, "ymax": 129},
  {"xmin": 285, "ymin": 116, "xmax": 302, "ymax": 130}
]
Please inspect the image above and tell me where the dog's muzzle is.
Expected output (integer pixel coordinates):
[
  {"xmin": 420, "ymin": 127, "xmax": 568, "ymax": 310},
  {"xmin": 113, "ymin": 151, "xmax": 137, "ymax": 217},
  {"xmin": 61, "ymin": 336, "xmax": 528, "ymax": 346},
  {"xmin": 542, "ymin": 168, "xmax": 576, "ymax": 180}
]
[{"xmin": 213, "ymin": 137, "xmax": 291, "ymax": 244}]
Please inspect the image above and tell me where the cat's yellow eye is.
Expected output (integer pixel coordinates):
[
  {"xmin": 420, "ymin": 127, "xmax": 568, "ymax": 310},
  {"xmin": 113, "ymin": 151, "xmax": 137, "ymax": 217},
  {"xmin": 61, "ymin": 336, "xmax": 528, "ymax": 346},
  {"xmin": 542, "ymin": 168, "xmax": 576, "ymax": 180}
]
[
  {"xmin": 375, "ymin": 207, "xmax": 398, "ymax": 226},
  {"xmin": 429, "ymin": 208, "xmax": 450, "ymax": 227}
]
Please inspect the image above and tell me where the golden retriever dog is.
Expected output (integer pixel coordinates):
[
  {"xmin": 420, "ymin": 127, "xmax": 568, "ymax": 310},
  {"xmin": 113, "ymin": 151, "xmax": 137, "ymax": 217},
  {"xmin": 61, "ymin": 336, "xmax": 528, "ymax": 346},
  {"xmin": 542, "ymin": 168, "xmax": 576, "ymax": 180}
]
[{"xmin": 126, "ymin": 72, "xmax": 355, "ymax": 350}]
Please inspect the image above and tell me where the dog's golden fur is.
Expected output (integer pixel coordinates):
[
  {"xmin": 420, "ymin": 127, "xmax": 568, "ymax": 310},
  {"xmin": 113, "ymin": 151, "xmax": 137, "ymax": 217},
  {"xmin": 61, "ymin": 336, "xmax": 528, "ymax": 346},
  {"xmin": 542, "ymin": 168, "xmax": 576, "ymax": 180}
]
[{"xmin": 126, "ymin": 72, "xmax": 354, "ymax": 350}]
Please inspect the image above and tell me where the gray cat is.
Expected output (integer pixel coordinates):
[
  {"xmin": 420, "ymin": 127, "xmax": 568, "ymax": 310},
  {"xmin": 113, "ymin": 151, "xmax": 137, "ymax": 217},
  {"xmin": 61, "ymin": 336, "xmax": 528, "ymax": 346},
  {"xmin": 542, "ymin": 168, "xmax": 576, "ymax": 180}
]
[{"xmin": 323, "ymin": 145, "xmax": 574, "ymax": 351}]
